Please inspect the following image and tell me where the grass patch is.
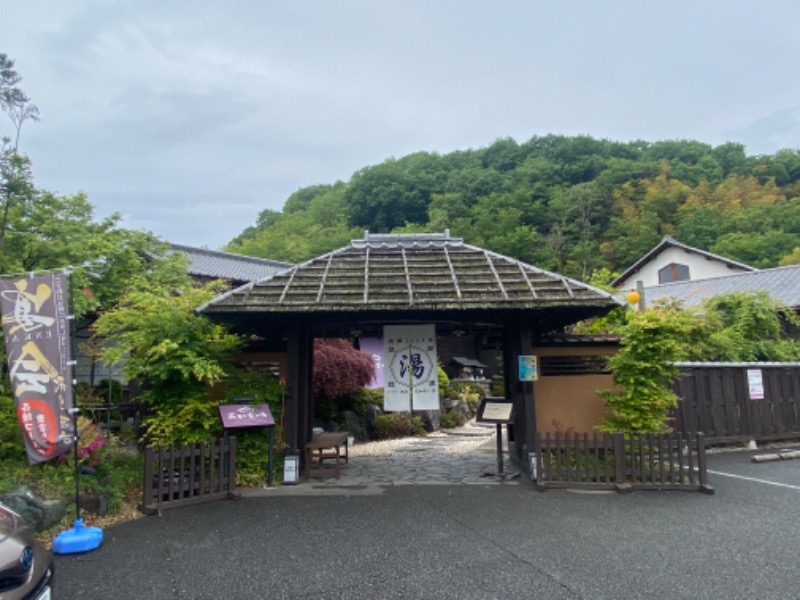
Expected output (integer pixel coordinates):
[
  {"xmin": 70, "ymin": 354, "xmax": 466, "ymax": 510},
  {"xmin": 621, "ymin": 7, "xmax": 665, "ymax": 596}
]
[{"xmin": 0, "ymin": 444, "xmax": 145, "ymax": 546}]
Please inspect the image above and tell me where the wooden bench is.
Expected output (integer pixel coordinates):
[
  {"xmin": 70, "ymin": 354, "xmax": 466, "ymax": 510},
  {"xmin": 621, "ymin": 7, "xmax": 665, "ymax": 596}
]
[{"xmin": 305, "ymin": 432, "xmax": 349, "ymax": 479}]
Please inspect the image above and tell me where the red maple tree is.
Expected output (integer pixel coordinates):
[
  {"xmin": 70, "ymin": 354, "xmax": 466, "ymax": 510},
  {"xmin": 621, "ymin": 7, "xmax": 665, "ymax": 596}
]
[{"xmin": 313, "ymin": 338, "xmax": 376, "ymax": 398}]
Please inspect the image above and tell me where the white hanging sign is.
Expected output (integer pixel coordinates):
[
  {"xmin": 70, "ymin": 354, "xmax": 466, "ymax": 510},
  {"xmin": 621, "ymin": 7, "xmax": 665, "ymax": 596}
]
[{"xmin": 383, "ymin": 325, "xmax": 439, "ymax": 411}]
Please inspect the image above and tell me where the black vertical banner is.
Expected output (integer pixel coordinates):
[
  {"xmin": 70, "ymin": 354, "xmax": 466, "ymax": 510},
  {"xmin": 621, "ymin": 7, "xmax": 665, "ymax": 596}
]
[{"xmin": 1, "ymin": 272, "xmax": 75, "ymax": 463}]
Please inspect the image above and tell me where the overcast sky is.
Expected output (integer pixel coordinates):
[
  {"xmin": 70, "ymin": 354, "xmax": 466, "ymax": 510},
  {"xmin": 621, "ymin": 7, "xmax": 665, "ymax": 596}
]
[{"xmin": 3, "ymin": 1, "xmax": 800, "ymax": 250}]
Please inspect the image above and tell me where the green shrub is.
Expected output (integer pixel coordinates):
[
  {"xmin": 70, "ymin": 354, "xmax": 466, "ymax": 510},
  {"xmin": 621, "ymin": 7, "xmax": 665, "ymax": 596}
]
[
  {"xmin": 345, "ymin": 387, "xmax": 383, "ymax": 414},
  {"xmin": 373, "ymin": 413, "xmax": 425, "ymax": 439},
  {"xmin": 437, "ymin": 366, "xmax": 449, "ymax": 396},
  {"xmin": 440, "ymin": 409, "xmax": 467, "ymax": 429},
  {"xmin": 57, "ymin": 416, "xmax": 111, "ymax": 468},
  {"xmin": 141, "ymin": 389, "xmax": 223, "ymax": 446},
  {"xmin": 313, "ymin": 394, "xmax": 339, "ymax": 421},
  {"xmin": 220, "ymin": 371, "xmax": 287, "ymax": 483},
  {"xmin": 0, "ymin": 396, "xmax": 26, "ymax": 462},
  {"xmin": 91, "ymin": 450, "xmax": 143, "ymax": 512},
  {"xmin": 446, "ymin": 382, "xmax": 482, "ymax": 416},
  {"xmin": 233, "ymin": 428, "xmax": 283, "ymax": 487}
]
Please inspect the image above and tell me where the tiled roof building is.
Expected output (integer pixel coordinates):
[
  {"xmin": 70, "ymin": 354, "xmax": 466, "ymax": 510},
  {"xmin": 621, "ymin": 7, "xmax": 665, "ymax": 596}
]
[{"xmin": 168, "ymin": 244, "xmax": 292, "ymax": 286}]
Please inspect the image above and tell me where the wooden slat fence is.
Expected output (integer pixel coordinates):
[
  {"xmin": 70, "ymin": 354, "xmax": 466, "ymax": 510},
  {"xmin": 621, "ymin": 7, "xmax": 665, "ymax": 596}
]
[
  {"xmin": 673, "ymin": 364, "xmax": 800, "ymax": 443},
  {"xmin": 141, "ymin": 437, "xmax": 240, "ymax": 515},
  {"xmin": 533, "ymin": 432, "xmax": 713, "ymax": 494}
]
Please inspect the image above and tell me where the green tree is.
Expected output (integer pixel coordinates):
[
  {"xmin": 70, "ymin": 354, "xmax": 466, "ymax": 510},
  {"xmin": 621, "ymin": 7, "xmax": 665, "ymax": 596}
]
[
  {"xmin": 599, "ymin": 301, "xmax": 702, "ymax": 433},
  {"xmin": 1, "ymin": 52, "xmax": 39, "ymax": 252},
  {"xmin": 780, "ymin": 246, "xmax": 800, "ymax": 265},
  {"xmin": 710, "ymin": 230, "xmax": 798, "ymax": 269},
  {"xmin": 700, "ymin": 292, "xmax": 800, "ymax": 361},
  {"xmin": 224, "ymin": 133, "xmax": 800, "ymax": 277},
  {"xmin": 598, "ymin": 292, "xmax": 800, "ymax": 433},
  {"xmin": 92, "ymin": 257, "xmax": 242, "ymax": 444},
  {"xmin": 345, "ymin": 153, "xmax": 446, "ymax": 231}
]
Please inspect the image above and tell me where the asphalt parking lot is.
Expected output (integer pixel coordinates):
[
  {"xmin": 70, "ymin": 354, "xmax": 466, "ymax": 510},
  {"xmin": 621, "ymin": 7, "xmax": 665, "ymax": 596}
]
[{"xmin": 54, "ymin": 446, "xmax": 800, "ymax": 600}]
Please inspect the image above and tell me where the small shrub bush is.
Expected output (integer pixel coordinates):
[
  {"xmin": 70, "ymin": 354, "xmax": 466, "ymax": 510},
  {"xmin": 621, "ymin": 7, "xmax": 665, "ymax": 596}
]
[
  {"xmin": 373, "ymin": 413, "xmax": 425, "ymax": 439},
  {"xmin": 446, "ymin": 382, "xmax": 482, "ymax": 416},
  {"xmin": 0, "ymin": 396, "xmax": 26, "ymax": 461},
  {"xmin": 437, "ymin": 366, "xmax": 449, "ymax": 395},
  {"xmin": 221, "ymin": 371, "xmax": 287, "ymax": 484},
  {"xmin": 440, "ymin": 409, "xmax": 467, "ymax": 429},
  {"xmin": 58, "ymin": 416, "xmax": 111, "ymax": 468}
]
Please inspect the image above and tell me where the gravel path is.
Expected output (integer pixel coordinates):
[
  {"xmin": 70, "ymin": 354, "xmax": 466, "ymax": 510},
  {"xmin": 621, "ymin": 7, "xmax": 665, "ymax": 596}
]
[{"xmin": 348, "ymin": 422, "xmax": 496, "ymax": 457}]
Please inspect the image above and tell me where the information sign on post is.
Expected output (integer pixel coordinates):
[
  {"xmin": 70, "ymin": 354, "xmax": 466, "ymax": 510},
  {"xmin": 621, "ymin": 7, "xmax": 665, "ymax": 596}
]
[
  {"xmin": 477, "ymin": 397, "xmax": 516, "ymax": 476},
  {"xmin": 518, "ymin": 355, "xmax": 539, "ymax": 381},
  {"xmin": 477, "ymin": 398, "xmax": 516, "ymax": 424},
  {"xmin": 219, "ymin": 402, "xmax": 276, "ymax": 486}
]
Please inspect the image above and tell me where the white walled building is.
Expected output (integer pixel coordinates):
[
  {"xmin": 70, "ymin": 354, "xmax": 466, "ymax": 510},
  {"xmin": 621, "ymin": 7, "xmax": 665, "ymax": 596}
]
[{"xmin": 612, "ymin": 236, "xmax": 756, "ymax": 291}]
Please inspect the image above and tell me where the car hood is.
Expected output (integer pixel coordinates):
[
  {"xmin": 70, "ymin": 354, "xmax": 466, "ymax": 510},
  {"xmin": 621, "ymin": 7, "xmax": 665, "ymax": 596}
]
[{"xmin": 0, "ymin": 503, "xmax": 36, "ymax": 577}]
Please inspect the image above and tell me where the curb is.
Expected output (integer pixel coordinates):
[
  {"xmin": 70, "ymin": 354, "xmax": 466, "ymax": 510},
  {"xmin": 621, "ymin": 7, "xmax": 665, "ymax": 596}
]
[{"xmin": 751, "ymin": 450, "xmax": 800, "ymax": 463}]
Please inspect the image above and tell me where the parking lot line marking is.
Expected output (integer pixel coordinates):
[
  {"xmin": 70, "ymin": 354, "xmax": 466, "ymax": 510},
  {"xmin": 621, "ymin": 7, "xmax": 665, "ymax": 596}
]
[{"xmin": 707, "ymin": 469, "xmax": 800, "ymax": 490}]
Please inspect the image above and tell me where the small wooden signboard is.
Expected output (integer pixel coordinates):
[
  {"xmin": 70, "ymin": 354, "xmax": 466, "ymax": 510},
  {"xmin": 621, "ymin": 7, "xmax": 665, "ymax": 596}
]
[{"xmin": 219, "ymin": 400, "xmax": 276, "ymax": 486}]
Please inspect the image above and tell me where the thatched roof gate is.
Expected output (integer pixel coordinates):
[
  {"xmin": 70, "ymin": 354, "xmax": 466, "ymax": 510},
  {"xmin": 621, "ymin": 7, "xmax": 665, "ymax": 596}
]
[{"xmin": 199, "ymin": 231, "xmax": 623, "ymax": 471}]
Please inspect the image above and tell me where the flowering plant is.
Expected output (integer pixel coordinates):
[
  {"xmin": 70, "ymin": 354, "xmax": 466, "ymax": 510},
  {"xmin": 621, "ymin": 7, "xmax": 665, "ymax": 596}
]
[{"xmin": 60, "ymin": 416, "xmax": 111, "ymax": 468}]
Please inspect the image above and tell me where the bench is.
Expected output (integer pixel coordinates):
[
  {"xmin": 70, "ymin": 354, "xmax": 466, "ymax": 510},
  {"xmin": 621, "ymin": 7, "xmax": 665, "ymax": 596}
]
[{"xmin": 305, "ymin": 432, "xmax": 349, "ymax": 479}]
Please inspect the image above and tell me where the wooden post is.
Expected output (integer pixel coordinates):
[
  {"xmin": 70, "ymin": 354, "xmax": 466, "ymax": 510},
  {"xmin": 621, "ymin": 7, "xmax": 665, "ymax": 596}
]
[
  {"xmin": 613, "ymin": 433, "xmax": 631, "ymax": 492},
  {"xmin": 495, "ymin": 423, "xmax": 504, "ymax": 474},
  {"xmin": 502, "ymin": 320, "xmax": 536, "ymax": 467}
]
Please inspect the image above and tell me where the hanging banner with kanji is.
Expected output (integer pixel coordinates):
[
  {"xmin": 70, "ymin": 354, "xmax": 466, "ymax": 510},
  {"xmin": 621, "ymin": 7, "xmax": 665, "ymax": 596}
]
[
  {"xmin": 383, "ymin": 324, "xmax": 439, "ymax": 411},
  {"xmin": 1, "ymin": 273, "xmax": 74, "ymax": 463}
]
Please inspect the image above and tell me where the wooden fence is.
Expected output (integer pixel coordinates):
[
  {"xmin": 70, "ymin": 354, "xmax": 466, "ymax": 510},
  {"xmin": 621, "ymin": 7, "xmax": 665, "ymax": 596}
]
[
  {"xmin": 141, "ymin": 437, "xmax": 240, "ymax": 514},
  {"xmin": 533, "ymin": 432, "xmax": 713, "ymax": 493},
  {"xmin": 673, "ymin": 364, "xmax": 800, "ymax": 443}
]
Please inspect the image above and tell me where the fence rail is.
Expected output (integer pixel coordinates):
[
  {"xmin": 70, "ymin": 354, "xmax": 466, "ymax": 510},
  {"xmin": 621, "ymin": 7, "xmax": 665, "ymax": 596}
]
[
  {"xmin": 141, "ymin": 437, "xmax": 239, "ymax": 514},
  {"xmin": 533, "ymin": 432, "xmax": 713, "ymax": 494}
]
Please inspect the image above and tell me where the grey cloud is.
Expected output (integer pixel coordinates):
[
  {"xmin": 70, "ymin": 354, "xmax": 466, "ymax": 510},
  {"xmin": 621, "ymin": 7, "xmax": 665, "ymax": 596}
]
[{"xmin": 3, "ymin": 0, "xmax": 800, "ymax": 249}]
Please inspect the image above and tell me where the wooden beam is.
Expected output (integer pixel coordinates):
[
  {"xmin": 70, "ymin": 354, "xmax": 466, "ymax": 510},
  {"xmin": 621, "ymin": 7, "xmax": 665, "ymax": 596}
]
[
  {"xmin": 285, "ymin": 324, "xmax": 314, "ymax": 464},
  {"xmin": 401, "ymin": 248, "xmax": 414, "ymax": 305},
  {"xmin": 316, "ymin": 254, "xmax": 334, "ymax": 303},
  {"xmin": 484, "ymin": 251, "xmax": 509, "ymax": 300},
  {"xmin": 363, "ymin": 247, "xmax": 371, "ymax": 304},
  {"xmin": 503, "ymin": 319, "xmax": 536, "ymax": 469},
  {"xmin": 444, "ymin": 245, "xmax": 462, "ymax": 300}
]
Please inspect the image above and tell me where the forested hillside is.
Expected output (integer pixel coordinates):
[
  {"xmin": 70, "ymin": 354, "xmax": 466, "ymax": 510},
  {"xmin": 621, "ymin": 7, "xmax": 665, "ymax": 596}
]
[{"xmin": 225, "ymin": 135, "xmax": 800, "ymax": 281}]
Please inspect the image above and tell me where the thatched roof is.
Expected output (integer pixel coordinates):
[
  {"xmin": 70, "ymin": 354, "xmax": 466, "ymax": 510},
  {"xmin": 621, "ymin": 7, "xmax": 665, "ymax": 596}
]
[{"xmin": 198, "ymin": 232, "xmax": 622, "ymax": 334}]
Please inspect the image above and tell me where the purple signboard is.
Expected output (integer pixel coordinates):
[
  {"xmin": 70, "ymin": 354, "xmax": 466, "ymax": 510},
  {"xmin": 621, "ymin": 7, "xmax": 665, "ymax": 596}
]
[
  {"xmin": 359, "ymin": 337, "xmax": 384, "ymax": 389},
  {"xmin": 219, "ymin": 404, "xmax": 275, "ymax": 428}
]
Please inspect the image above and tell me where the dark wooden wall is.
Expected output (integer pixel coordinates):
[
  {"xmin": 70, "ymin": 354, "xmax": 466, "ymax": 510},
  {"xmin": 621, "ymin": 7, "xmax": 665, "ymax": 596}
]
[{"xmin": 673, "ymin": 365, "xmax": 800, "ymax": 443}]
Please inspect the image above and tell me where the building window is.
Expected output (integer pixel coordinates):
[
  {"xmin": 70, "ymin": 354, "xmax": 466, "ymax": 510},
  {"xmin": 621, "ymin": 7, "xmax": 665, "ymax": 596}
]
[
  {"xmin": 539, "ymin": 356, "xmax": 611, "ymax": 376},
  {"xmin": 658, "ymin": 262, "xmax": 690, "ymax": 284}
]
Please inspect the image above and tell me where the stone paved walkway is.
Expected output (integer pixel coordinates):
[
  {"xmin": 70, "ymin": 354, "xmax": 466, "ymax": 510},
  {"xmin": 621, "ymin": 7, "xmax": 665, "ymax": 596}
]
[{"xmin": 243, "ymin": 422, "xmax": 524, "ymax": 497}]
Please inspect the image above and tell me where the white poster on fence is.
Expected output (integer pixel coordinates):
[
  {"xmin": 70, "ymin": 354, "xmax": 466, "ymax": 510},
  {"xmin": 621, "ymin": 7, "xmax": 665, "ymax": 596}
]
[
  {"xmin": 383, "ymin": 324, "xmax": 439, "ymax": 411},
  {"xmin": 747, "ymin": 369, "xmax": 764, "ymax": 400}
]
